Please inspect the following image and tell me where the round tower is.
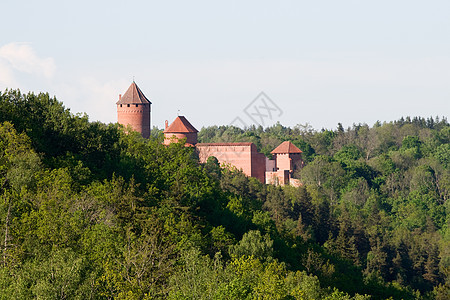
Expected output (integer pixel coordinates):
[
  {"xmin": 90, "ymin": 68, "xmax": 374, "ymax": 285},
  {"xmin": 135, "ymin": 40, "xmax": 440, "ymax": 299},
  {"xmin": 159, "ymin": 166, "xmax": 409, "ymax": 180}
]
[
  {"xmin": 116, "ymin": 81, "xmax": 152, "ymax": 138},
  {"xmin": 163, "ymin": 116, "xmax": 198, "ymax": 146}
]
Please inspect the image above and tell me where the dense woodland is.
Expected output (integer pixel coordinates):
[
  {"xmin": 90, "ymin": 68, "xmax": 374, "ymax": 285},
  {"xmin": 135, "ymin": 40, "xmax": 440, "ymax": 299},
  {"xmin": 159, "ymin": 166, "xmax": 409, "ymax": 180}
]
[{"xmin": 0, "ymin": 89, "xmax": 449, "ymax": 299}]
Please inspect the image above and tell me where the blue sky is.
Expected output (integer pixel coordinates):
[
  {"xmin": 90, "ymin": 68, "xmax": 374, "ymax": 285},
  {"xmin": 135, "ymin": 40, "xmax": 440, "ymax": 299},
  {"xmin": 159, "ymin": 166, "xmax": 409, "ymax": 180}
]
[{"xmin": 1, "ymin": 0, "xmax": 449, "ymax": 130}]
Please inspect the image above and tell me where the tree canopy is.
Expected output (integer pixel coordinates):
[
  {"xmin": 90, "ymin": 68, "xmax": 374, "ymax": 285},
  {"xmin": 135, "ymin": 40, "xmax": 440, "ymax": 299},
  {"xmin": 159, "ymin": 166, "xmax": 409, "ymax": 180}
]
[{"xmin": 0, "ymin": 89, "xmax": 448, "ymax": 299}]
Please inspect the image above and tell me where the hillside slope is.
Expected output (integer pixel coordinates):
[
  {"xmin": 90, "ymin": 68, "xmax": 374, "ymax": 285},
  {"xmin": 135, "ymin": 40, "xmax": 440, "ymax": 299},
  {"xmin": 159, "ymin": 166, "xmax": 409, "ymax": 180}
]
[{"xmin": 0, "ymin": 89, "xmax": 448, "ymax": 299}]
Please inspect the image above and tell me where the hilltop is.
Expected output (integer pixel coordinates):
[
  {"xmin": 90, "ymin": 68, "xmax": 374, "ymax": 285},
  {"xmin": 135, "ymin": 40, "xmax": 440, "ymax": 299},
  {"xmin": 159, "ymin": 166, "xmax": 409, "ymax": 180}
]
[{"xmin": 0, "ymin": 89, "xmax": 449, "ymax": 299}]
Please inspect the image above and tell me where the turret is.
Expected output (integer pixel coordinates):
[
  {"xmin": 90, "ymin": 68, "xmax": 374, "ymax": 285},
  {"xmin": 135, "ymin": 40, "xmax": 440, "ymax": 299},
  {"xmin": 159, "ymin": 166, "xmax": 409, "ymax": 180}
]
[
  {"xmin": 116, "ymin": 81, "xmax": 151, "ymax": 138},
  {"xmin": 271, "ymin": 141, "xmax": 303, "ymax": 174},
  {"xmin": 163, "ymin": 116, "xmax": 198, "ymax": 146}
]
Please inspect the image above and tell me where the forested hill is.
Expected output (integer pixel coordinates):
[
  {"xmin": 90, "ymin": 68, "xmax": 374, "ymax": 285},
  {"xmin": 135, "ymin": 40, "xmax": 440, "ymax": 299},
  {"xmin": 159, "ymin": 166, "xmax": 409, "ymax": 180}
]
[{"xmin": 0, "ymin": 89, "xmax": 449, "ymax": 299}]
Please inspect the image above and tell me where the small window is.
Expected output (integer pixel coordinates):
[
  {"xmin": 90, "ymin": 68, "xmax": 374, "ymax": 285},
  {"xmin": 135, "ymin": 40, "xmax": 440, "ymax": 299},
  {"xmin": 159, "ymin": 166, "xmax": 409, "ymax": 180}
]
[
  {"xmin": 127, "ymin": 104, "xmax": 130, "ymax": 107},
  {"xmin": 120, "ymin": 104, "xmax": 122, "ymax": 107},
  {"xmin": 135, "ymin": 104, "xmax": 138, "ymax": 107}
]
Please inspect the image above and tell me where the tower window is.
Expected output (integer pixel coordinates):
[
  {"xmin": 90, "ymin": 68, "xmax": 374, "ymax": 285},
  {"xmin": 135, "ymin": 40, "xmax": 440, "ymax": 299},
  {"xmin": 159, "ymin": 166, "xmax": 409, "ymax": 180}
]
[
  {"xmin": 120, "ymin": 104, "xmax": 122, "ymax": 107},
  {"xmin": 135, "ymin": 104, "xmax": 138, "ymax": 107},
  {"xmin": 127, "ymin": 104, "xmax": 130, "ymax": 107}
]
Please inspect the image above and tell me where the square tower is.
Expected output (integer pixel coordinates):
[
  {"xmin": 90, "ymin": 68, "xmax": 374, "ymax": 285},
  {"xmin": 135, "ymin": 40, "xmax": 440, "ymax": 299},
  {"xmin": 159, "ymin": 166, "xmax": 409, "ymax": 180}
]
[{"xmin": 271, "ymin": 141, "xmax": 303, "ymax": 175}]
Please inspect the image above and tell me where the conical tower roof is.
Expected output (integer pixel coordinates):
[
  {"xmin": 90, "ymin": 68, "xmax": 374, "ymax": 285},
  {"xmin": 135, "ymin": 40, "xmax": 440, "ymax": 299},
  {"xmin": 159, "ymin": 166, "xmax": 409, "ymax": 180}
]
[
  {"xmin": 164, "ymin": 116, "xmax": 198, "ymax": 133},
  {"xmin": 271, "ymin": 141, "xmax": 302, "ymax": 154},
  {"xmin": 116, "ymin": 81, "xmax": 151, "ymax": 105}
]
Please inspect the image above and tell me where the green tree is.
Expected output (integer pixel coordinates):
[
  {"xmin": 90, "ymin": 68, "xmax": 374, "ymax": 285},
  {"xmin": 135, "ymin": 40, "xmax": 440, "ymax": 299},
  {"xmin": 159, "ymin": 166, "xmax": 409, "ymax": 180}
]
[{"xmin": 230, "ymin": 230, "xmax": 274, "ymax": 262}]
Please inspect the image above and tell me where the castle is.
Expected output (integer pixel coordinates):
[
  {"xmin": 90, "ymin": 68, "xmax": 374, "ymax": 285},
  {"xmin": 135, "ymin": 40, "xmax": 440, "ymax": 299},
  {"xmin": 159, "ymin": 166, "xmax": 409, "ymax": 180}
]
[{"xmin": 117, "ymin": 82, "xmax": 303, "ymax": 186}]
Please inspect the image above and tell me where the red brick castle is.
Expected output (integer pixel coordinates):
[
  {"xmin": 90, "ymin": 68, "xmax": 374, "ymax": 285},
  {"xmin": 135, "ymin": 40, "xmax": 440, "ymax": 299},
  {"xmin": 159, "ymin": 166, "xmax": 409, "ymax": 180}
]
[
  {"xmin": 117, "ymin": 82, "xmax": 302, "ymax": 185},
  {"xmin": 116, "ymin": 81, "xmax": 152, "ymax": 139}
]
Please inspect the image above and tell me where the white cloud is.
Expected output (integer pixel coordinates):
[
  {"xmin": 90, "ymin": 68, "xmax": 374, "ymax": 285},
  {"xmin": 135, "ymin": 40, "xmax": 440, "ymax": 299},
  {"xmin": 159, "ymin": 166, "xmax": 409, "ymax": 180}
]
[
  {"xmin": 0, "ymin": 59, "xmax": 17, "ymax": 87},
  {"xmin": 0, "ymin": 42, "xmax": 56, "ymax": 79}
]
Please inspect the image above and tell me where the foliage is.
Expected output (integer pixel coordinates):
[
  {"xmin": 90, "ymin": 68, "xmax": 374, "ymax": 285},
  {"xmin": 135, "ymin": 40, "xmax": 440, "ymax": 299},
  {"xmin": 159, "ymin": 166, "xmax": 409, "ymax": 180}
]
[{"xmin": 0, "ymin": 89, "xmax": 448, "ymax": 298}]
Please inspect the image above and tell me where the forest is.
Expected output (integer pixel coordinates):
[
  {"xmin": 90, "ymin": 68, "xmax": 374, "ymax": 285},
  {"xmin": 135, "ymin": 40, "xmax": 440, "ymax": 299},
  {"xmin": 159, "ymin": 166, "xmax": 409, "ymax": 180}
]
[{"xmin": 0, "ymin": 89, "xmax": 449, "ymax": 299}]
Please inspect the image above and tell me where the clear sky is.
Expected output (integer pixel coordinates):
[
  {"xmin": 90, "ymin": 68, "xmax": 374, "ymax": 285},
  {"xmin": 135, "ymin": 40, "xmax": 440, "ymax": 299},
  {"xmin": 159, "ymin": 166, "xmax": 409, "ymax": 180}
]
[{"xmin": 1, "ymin": 0, "xmax": 449, "ymax": 130}]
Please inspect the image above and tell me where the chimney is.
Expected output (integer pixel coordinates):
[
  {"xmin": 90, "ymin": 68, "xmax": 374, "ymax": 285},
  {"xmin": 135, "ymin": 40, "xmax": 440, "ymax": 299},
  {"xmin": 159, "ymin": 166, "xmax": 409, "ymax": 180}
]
[
  {"xmin": 165, "ymin": 120, "xmax": 169, "ymax": 129},
  {"xmin": 119, "ymin": 94, "xmax": 122, "ymax": 101}
]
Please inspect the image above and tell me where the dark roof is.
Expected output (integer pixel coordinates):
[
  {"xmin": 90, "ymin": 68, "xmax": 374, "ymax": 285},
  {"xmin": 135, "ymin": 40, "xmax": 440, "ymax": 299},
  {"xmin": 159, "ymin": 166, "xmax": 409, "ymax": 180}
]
[
  {"xmin": 163, "ymin": 116, "xmax": 198, "ymax": 133},
  {"xmin": 271, "ymin": 141, "xmax": 302, "ymax": 154},
  {"xmin": 116, "ymin": 82, "xmax": 151, "ymax": 105}
]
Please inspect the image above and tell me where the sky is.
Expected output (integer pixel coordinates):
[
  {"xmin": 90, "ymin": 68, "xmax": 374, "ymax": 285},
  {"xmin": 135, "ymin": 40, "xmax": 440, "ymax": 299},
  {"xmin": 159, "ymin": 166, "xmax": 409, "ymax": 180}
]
[{"xmin": 1, "ymin": 0, "xmax": 449, "ymax": 131}]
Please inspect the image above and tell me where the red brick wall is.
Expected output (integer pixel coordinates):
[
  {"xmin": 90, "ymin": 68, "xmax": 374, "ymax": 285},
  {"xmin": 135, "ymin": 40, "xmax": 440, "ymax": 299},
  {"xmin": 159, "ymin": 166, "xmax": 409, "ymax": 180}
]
[
  {"xmin": 251, "ymin": 150, "xmax": 266, "ymax": 183},
  {"xmin": 164, "ymin": 132, "xmax": 198, "ymax": 145},
  {"xmin": 274, "ymin": 153, "xmax": 291, "ymax": 171},
  {"xmin": 290, "ymin": 153, "xmax": 303, "ymax": 173},
  {"xmin": 196, "ymin": 143, "xmax": 266, "ymax": 183},
  {"xmin": 274, "ymin": 153, "xmax": 303, "ymax": 173},
  {"xmin": 265, "ymin": 170, "xmax": 290, "ymax": 185},
  {"xmin": 117, "ymin": 103, "xmax": 151, "ymax": 138},
  {"xmin": 266, "ymin": 158, "xmax": 276, "ymax": 172}
]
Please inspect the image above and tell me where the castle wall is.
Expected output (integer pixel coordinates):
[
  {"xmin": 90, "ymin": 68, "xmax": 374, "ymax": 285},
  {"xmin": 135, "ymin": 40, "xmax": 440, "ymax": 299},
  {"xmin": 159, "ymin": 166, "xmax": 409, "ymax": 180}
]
[
  {"xmin": 196, "ymin": 143, "xmax": 266, "ymax": 183},
  {"xmin": 164, "ymin": 132, "xmax": 197, "ymax": 145},
  {"xmin": 290, "ymin": 153, "xmax": 303, "ymax": 173},
  {"xmin": 117, "ymin": 103, "xmax": 151, "ymax": 138},
  {"xmin": 274, "ymin": 153, "xmax": 292, "ymax": 171},
  {"xmin": 266, "ymin": 158, "xmax": 276, "ymax": 172},
  {"xmin": 265, "ymin": 170, "xmax": 290, "ymax": 185},
  {"xmin": 274, "ymin": 153, "xmax": 303, "ymax": 173},
  {"xmin": 252, "ymin": 152, "xmax": 267, "ymax": 184}
]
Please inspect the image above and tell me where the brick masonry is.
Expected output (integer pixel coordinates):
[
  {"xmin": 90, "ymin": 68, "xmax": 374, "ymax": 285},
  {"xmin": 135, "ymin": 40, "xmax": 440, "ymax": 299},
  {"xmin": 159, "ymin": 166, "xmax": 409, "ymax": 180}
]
[
  {"xmin": 117, "ymin": 103, "xmax": 151, "ymax": 138},
  {"xmin": 196, "ymin": 143, "xmax": 266, "ymax": 183},
  {"xmin": 116, "ymin": 84, "xmax": 303, "ymax": 186},
  {"xmin": 116, "ymin": 82, "xmax": 152, "ymax": 139}
]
